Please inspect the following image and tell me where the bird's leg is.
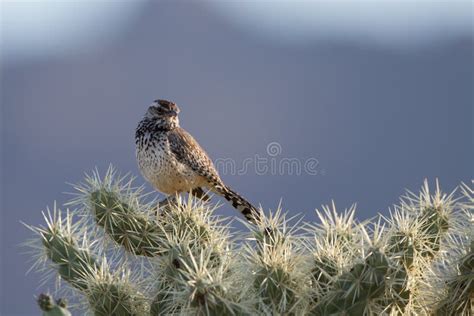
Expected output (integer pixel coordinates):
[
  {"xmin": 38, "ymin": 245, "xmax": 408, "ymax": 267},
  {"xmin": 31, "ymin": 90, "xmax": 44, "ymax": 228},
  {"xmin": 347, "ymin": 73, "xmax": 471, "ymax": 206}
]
[
  {"xmin": 158, "ymin": 195, "xmax": 178, "ymax": 207},
  {"xmin": 154, "ymin": 195, "xmax": 179, "ymax": 217},
  {"xmin": 191, "ymin": 187, "xmax": 211, "ymax": 202}
]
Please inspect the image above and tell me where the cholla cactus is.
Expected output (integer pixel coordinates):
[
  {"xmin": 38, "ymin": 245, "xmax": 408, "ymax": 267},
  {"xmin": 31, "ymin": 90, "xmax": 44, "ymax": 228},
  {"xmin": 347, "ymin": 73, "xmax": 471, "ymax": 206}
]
[
  {"xmin": 383, "ymin": 180, "xmax": 467, "ymax": 313},
  {"xmin": 307, "ymin": 205, "xmax": 407, "ymax": 314},
  {"xmin": 25, "ymin": 167, "xmax": 473, "ymax": 315},
  {"xmin": 239, "ymin": 208, "xmax": 311, "ymax": 314},
  {"xmin": 423, "ymin": 182, "xmax": 474, "ymax": 315},
  {"xmin": 24, "ymin": 206, "xmax": 149, "ymax": 315}
]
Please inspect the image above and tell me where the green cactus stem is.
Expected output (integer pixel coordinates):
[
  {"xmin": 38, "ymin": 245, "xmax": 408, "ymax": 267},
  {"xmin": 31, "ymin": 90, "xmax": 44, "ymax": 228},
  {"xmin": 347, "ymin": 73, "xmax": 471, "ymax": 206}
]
[
  {"xmin": 41, "ymin": 223, "xmax": 99, "ymax": 290},
  {"xmin": 90, "ymin": 188, "xmax": 164, "ymax": 256}
]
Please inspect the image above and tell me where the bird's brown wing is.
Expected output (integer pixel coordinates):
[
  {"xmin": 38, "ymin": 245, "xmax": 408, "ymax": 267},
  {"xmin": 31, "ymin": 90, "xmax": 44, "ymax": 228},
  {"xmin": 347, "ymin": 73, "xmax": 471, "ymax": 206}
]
[
  {"xmin": 169, "ymin": 128, "xmax": 261, "ymax": 223},
  {"xmin": 168, "ymin": 128, "xmax": 221, "ymax": 184}
]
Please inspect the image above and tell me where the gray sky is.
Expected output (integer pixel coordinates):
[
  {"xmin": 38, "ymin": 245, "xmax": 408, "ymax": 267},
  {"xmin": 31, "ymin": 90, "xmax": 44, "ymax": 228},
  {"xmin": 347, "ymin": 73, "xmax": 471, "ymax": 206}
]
[{"xmin": 1, "ymin": 1, "xmax": 473, "ymax": 315}]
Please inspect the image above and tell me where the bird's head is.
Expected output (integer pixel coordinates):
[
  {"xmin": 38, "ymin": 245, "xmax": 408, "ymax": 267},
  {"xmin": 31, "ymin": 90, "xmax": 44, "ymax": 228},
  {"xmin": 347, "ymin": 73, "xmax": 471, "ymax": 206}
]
[{"xmin": 144, "ymin": 99, "xmax": 180, "ymax": 128}]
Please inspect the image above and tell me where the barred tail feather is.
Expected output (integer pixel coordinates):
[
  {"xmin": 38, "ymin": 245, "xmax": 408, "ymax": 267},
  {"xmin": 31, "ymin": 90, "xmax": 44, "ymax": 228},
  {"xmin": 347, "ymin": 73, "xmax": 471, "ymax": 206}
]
[{"xmin": 212, "ymin": 184, "xmax": 261, "ymax": 223}]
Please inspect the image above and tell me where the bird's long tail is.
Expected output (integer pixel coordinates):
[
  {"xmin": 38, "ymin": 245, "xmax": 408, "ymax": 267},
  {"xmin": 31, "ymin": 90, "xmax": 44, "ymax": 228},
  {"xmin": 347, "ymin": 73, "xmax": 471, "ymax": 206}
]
[{"xmin": 211, "ymin": 184, "xmax": 261, "ymax": 224}]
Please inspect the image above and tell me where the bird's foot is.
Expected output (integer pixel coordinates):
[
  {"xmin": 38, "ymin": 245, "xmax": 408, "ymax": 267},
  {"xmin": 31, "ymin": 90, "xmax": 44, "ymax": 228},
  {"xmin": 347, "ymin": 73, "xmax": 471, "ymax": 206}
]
[{"xmin": 153, "ymin": 195, "xmax": 178, "ymax": 217}]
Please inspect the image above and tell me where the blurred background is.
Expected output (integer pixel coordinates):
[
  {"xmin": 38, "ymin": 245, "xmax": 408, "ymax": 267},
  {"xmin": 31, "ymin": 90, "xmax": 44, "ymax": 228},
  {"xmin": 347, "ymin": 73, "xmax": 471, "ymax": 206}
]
[{"xmin": 1, "ymin": 0, "xmax": 472, "ymax": 314}]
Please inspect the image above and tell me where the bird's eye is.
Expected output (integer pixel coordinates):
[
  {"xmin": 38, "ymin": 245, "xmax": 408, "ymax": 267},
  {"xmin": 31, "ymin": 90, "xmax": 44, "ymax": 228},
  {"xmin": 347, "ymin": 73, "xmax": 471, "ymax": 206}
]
[{"xmin": 156, "ymin": 99, "xmax": 173, "ymax": 109}]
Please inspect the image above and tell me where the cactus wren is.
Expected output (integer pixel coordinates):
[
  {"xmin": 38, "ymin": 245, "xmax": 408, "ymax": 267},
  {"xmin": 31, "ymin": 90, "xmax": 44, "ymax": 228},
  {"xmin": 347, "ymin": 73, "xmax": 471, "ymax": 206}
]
[{"xmin": 135, "ymin": 99, "xmax": 261, "ymax": 223}]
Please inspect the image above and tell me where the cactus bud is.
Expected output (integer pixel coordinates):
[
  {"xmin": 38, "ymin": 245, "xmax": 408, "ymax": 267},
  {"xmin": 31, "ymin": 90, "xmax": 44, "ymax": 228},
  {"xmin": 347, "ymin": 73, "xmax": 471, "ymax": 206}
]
[{"xmin": 37, "ymin": 293, "xmax": 72, "ymax": 316}]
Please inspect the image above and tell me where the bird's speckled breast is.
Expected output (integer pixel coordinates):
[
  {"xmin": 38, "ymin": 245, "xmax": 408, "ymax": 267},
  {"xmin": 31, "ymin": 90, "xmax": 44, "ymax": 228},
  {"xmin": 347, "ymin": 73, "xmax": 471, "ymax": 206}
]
[{"xmin": 136, "ymin": 132, "xmax": 205, "ymax": 194}]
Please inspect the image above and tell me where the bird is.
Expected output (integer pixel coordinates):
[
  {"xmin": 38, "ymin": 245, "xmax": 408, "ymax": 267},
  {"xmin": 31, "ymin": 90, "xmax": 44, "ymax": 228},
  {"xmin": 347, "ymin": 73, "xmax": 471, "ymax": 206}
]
[{"xmin": 135, "ymin": 99, "xmax": 261, "ymax": 224}]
